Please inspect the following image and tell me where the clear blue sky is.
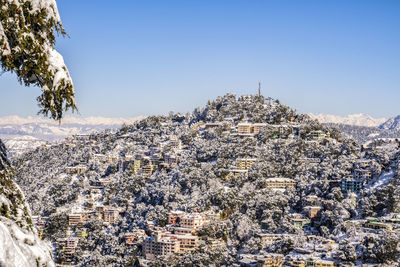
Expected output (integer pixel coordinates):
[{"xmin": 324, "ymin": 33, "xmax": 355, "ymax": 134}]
[{"xmin": 1, "ymin": 0, "xmax": 400, "ymax": 118}]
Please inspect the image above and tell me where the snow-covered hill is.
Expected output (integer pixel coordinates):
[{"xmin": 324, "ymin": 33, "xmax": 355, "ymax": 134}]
[
  {"xmin": 309, "ymin": 113, "xmax": 386, "ymax": 127},
  {"xmin": 379, "ymin": 115, "xmax": 400, "ymax": 130},
  {"xmin": 0, "ymin": 115, "xmax": 145, "ymax": 156},
  {"xmin": 0, "ymin": 140, "xmax": 54, "ymax": 266},
  {"xmin": 0, "ymin": 218, "xmax": 55, "ymax": 267},
  {"xmin": 3, "ymin": 136, "xmax": 47, "ymax": 158}
]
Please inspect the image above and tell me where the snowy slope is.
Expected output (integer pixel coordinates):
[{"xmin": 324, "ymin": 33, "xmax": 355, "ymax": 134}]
[
  {"xmin": 0, "ymin": 139, "xmax": 54, "ymax": 266},
  {"xmin": 3, "ymin": 136, "xmax": 47, "ymax": 157},
  {"xmin": 0, "ymin": 217, "xmax": 55, "ymax": 267},
  {"xmin": 379, "ymin": 115, "xmax": 400, "ymax": 130},
  {"xmin": 309, "ymin": 113, "xmax": 386, "ymax": 127}
]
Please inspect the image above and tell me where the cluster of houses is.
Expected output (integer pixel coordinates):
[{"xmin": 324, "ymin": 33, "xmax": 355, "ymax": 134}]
[
  {"xmin": 341, "ymin": 159, "xmax": 376, "ymax": 194},
  {"xmin": 202, "ymin": 118, "xmax": 332, "ymax": 141},
  {"xmin": 239, "ymin": 253, "xmax": 336, "ymax": 267},
  {"xmin": 142, "ymin": 210, "xmax": 222, "ymax": 260},
  {"xmin": 224, "ymin": 158, "xmax": 298, "ymax": 191},
  {"xmin": 240, "ymin": 233, "xmax": 338, "ymax": 267},
  {"xmin": 345, "ymin": 213, "xmax": 400, "ymax": 232},
  {"xmin": 33, "ymin": 206, "xmax": 121, "ymax": 263}
]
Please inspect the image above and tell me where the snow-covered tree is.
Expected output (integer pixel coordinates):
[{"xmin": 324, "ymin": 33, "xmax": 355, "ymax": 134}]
[{"xmin": 0, "ymin": 0, "xmax": 75, "ymax": 120}]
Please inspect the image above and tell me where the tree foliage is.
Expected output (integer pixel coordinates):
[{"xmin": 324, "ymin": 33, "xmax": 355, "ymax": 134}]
[{"xmin": 0, "ymin": 0, "xmax": 75, "ymax": 120}]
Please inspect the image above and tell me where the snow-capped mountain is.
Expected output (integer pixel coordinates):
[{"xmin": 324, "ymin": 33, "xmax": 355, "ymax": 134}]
[
  {"xmin": 309, "ymin": 113, "xmax": 386, "ymax": 127},
  {"xmin": 379, "ymin": 115, "xmax": 400, "ymax": 130},
  {"xmin": 0, "ymin": 115, "xmax": 145, "ymax": 157}
]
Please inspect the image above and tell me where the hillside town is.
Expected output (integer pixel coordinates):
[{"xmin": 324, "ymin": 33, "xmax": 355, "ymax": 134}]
[{"xmin": 10, "ymin": 94, "xmax": 400, "ymax": 266}]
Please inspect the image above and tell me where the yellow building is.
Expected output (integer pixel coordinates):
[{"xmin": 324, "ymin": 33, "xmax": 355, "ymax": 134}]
[
  {"xmin": 133, "ymin": 159, "xmax": 141, "ymax": 173},
  {"xmin": 257, "ymin": 254, "xmax": 284, "ymax": 267},
  {"xmin": 237, "ymin": 123, "xmax": 253, "ymax": 134},
  {"xmin": 236, "ymin": 158, "xmax": 257, "ymax": 170},
  {"xmin": 142, "ymin": 164, "xmax": 155, "ymax": 175}
]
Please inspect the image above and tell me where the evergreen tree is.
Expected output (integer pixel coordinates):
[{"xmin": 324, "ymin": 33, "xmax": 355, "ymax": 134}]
[{"xmin": 0, "ymin": 0, "xmax": 75, "ymax": 120}]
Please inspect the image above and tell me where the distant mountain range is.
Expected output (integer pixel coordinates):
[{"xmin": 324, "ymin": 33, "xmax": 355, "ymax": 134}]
[
  {"xmin": 309, "ymin": 113, "xmax": 387, "ymax": 127},
  {"xmin": 0, "ymin": 115, "xmax": 145, "ymax": 157},
  {"xmin": 378, "ymin": 115, "xmax": 400, "ymax": 131}
]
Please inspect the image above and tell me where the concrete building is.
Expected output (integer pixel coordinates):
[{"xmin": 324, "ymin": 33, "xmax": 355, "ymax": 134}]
[
  {"xmin": 253, "ymin": 123, "xmax": 268, "ymax": 134},
  {"xmin": 257, "ymin": 233, "xmax": 283, "ymax": 245},
  {"xmin": 57, "ymin": 237, "xmax": 79, "ymax": 256},
  {"xmin": 236, "ymin": 158, "xmax": 257, "ymax": 170},
  {"xmin": 167, "ymin": 211, "xmax": 206, "ymax": 230},
  {"xmin": 143, "ymin": 234, "xmax": 180, "ymax": 260},
  {"xmin": 103, "ymin": 208, "xmax": 119, "ymax": 224},
  {"xmin": 341, "ymin": 177, "xmax": 365, "ymax": 193},
  {"xmin": 66, "ymin": 166, "xmax": 87, "ymax": 175},
  {"xmin": 68, "ymin": 213, "xmax": 83, "ymax": 226},
  {"xmin": 237, "ymin": 123, "xmax": 253, "ymax": 134},
  {"xmin": 143, "ymin": 231, "xmax": 199, "ymax": 259},
  {"xmin": 353, "ymin": 168, "xmax": 372, "ymax": 180},
  {"xmin": 265, "ymin": 178, "xmax": 297, "ymax": 189},
  {"xmin": 142, "ymin": 164, "xmax": 155, "ymax": 175},
  {"xmin": 257, "ymin": 254, "xmax": 284, "ymax": 267}
]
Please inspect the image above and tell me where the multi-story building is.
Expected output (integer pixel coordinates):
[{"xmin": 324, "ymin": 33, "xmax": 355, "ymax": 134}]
[
  {"xmin": 143, "ymin": 231, "xmax": 199, "ymax": 259},
  {"xmin": 132, "ymin": 159, "xmax": 141, "ymax": 173},
  {"xmin": 257, "ymin": 254, "xmax": 284, "ymax": 267},
  {"xmin": 257, "ymin": 233, "xmax": 283, "ymax": 245},
  {"xmin": 237, "ymin": 123, "xmax": 253, "ymax": 134},
  {"xmin": 143, "ymin": 232, "xmax": 180, "ymax": 260},
  {"xmin": 167, "ymin": 211, "xmax": 206, "ymax": 230},
  {"xmin": 236, "ymin": 158, "xmax": 257, "ymax": 170},
  {"xmin": 341, "ymin": 177, "xmax": 364, "ymax": 193},
  {"xmin": 175, "ymin": 234, "xmax": 199, "ymax": 252},
  {"xmin": 57, "ymin": 237, "xmax": 79, "ymax": 256},
  {"xmin": 68, "ymin": 213, "xmax": 83, "ymax": 226},
  {"xmin": 265, "ymin": 178, "xmax": 297, "ymax": 189},
  {"xmin": 353, "ymin": 168, "xmax": 372, "ymax": 180},
  {"xmin": 253, "ymin": 123, "xmax": 268, "ymax": 134},
  {"xmin": 142, "ymin": 164, "xmax": 155, "ymax": 175},
  {"xmin": 103, "ymin": 208, "xmax": 119, "ymax": 224}
]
